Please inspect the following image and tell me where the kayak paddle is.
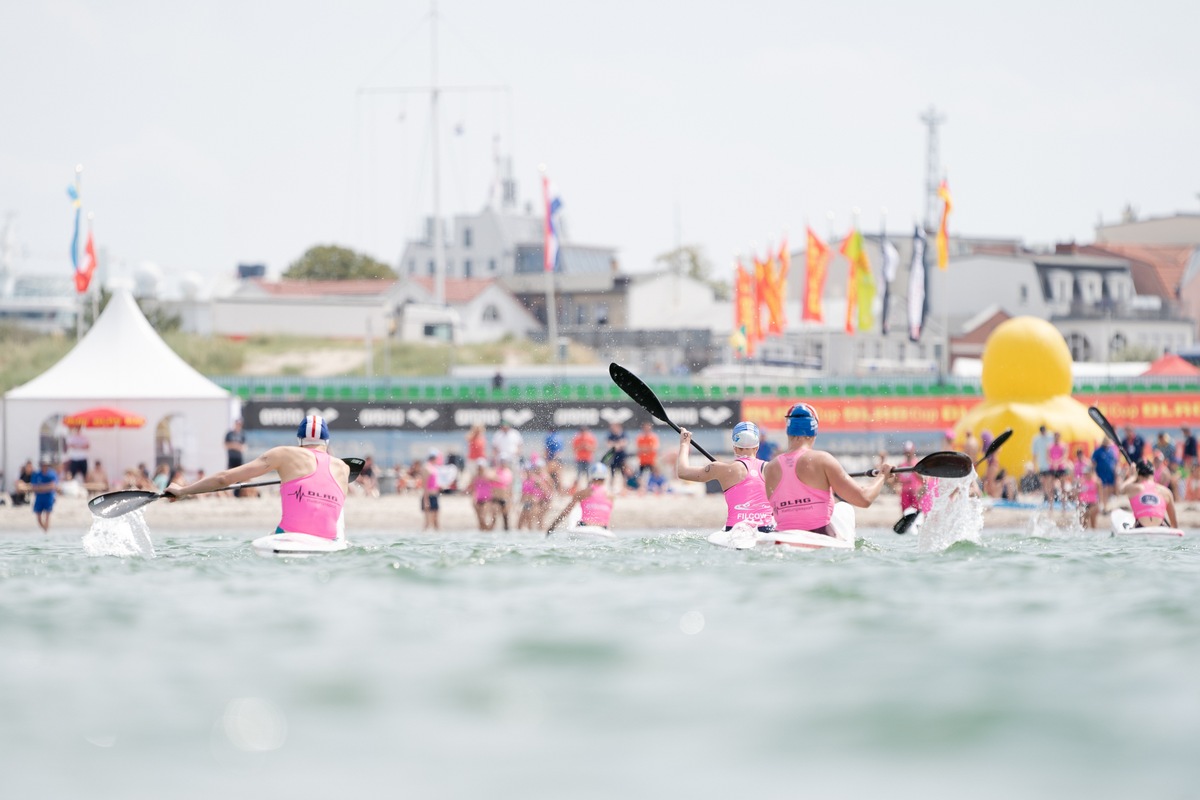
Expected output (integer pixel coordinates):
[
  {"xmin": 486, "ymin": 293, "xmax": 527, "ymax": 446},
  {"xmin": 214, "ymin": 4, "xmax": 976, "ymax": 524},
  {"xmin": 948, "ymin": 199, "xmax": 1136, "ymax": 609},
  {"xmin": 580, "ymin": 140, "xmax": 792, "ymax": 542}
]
[
  {"xmin": 850, "ymin": 450, "xmax": 973, "ymax": 479},
  {"xmin": 609, "ymin": 363, "xmax": 715, "ymax": 462},
  {"xmin": 1089, "ymin": 406, "xmax": 1136, "ymax": 467},
  {"xmin": 88, "ymin": 457, "xmax": 366, "ymax": 519}
]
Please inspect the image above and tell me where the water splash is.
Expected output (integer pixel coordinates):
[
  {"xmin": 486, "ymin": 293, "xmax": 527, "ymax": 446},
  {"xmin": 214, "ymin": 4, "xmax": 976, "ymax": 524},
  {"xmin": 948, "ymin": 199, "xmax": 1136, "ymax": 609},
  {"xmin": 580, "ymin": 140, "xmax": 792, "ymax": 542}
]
[
  {"xmin": 918, "ymin": 476, "xmax": 985, "ymax": 553},
  {"xmin": 82, "ymin": 510, "xmax": 156, "ymax": 558}
]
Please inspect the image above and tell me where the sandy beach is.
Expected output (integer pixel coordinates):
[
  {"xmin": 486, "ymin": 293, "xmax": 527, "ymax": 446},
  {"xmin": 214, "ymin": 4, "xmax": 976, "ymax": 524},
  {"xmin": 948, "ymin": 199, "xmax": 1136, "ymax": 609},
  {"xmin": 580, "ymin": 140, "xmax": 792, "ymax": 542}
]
[{"xmin": 12, "ymin": 484, "xmax": 1200, "ymax": 534}]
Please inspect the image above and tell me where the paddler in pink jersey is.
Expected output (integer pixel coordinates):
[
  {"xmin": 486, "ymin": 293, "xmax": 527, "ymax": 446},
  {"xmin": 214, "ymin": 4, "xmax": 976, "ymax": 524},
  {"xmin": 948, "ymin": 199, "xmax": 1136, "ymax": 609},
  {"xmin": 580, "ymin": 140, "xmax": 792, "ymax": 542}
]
[
  {"xmin": 676, "ymin": 421, "xmax": 776, "ymax": 532},
  {"xmin": 548, "ymin": 462, "xmax": 614, "ymax": 532},
  {"xmin": 763, "ymin": 403, "xmax": 892, "ymax": 535},
  {"xmin": 1118, "ymin": 459, "xmax": 1178, "ymax": 528},
  {"xmin": 166, "ymin": 414, "xmax": 350, "ymax": 540}
]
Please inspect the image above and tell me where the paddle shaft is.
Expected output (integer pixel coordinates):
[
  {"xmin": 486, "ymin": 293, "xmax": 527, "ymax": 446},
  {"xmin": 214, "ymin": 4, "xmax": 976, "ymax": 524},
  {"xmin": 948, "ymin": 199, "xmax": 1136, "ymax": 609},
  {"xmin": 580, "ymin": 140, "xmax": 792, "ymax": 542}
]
[
  {"xmin": 1089, "ymin": 407, "xmax": 1136, "ymax": 467},
  {"xmin": 608, "ymin": 363, "xmax": 716, "ymax": 462}
]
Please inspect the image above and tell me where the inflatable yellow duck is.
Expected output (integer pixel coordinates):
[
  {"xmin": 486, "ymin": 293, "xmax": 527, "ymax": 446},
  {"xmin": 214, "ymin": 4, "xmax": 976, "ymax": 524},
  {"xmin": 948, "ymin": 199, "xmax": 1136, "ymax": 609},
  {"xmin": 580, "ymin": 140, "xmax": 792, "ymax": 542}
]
[{"xmin": 955, "ymin": 316, "xmax": 1100, "ymax": 477}]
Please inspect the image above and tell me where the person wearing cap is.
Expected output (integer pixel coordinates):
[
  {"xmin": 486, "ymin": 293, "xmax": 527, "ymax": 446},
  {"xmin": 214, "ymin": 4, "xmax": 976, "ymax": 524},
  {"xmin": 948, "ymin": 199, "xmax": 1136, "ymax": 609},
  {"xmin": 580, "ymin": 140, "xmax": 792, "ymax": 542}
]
[
  {"xmin": 419, "ymin": 449, "xmax": 442, "ymax": 531},
  {"xmin": 763, "ymin": 403, "xmax": 893, "ymax": 535},
  {"xmin": 1118, "ymin": 459, "xmax": 1177, "ymax": 529},
  {"xmin": 676, "ymin": 421, "xmax": 775, "ymax": 532},
  {"xmin": 549, "ymin": 462, "xmax": 615, "ymax": 532},
  {"xmin": 166, "ymin": 414, "xmax": 351, "ymax": 541},
  {"xmin": 18, "ymin": 454, "xmax": 59, "ymax": 532}
]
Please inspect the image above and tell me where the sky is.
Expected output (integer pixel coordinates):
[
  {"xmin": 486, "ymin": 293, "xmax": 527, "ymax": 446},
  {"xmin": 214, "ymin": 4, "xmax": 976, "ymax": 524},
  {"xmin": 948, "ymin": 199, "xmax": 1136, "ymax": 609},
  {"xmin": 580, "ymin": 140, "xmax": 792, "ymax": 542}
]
[{"xmin": 2, "ymin": 0, "xmax": 1198, "ymax": 291}]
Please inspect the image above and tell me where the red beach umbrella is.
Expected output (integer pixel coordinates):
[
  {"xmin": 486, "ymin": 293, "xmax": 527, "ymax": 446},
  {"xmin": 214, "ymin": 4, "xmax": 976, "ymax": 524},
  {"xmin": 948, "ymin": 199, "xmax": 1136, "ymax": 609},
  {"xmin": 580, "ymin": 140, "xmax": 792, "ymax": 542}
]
[{"xmin": 63, "ymin": 406, "xmax": 147, "ymax": 429}]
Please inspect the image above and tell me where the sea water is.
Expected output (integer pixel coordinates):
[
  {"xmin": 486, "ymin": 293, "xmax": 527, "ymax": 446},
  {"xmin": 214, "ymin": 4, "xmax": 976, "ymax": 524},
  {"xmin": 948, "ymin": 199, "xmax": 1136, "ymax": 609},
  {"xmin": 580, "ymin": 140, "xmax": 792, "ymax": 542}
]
[{"xmin": 2, "ymin": 523, "xmax": 1199, "ymax": 799}]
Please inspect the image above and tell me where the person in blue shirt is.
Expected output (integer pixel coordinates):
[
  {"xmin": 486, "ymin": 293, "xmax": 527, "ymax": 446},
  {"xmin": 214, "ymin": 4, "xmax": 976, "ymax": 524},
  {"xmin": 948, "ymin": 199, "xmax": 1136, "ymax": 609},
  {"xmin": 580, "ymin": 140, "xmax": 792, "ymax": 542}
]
[
  {"xmin": 20, "ymin": 455, "xmax": 59, "ymax": 532},
  {"xmin": 543, "ymin": 427, "xmax": 565, "ymax": 494},
  {"xmin": 1092, "ymin": 441, "xmax": 1118, "ymax": 512}
]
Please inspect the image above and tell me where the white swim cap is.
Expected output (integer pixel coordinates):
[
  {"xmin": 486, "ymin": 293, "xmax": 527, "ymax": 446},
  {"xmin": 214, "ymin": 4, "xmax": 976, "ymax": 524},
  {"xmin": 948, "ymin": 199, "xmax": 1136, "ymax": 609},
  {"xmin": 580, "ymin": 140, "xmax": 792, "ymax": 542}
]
[
  {"xmin": 731, "ymin": 421, "xmax": 761, "ymax": 448},
  {"xmin": 589, "ymin": 462, "xmax": 609, "ymax": 481}
]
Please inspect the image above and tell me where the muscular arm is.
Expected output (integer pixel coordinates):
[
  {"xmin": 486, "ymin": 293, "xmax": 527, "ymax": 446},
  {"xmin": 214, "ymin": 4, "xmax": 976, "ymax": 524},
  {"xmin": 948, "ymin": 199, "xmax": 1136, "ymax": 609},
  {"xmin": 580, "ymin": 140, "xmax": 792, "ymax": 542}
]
[
  {"xmin": 167, "ymin": 452, "xmax": 276, "ymax": 498},
  {"xmin": 823, "ymin": 452, "xmax": 891, "ymax": 508}
]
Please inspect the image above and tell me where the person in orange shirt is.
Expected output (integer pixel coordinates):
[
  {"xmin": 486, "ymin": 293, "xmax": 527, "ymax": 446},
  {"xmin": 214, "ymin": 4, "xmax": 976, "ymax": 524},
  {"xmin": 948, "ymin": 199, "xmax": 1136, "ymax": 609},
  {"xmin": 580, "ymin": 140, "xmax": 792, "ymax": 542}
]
[
  {"xmin": 571, "ymin": 427, "xmax": 598, "ymax": 489},
  {"xmin": 635, "ymin": 422, "xmax": 660, "ymax": 491}
]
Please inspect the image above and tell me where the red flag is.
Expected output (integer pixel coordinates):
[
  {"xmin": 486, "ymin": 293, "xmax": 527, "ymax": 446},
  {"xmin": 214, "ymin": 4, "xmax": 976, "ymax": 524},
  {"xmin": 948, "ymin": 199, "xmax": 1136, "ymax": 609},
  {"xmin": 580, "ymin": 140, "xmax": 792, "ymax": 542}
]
[
  {"xmin": 735, "ymin": 261, "xmax": 759, "ymax": 356},
  {"xmin": 75, "ymin": 228, "xmax": 97, "ymax": 293},
  {"xmin": 803, "ymin": 228, "xmax": 828, "ymax": 322},
  {"xmin": 936, "ymin": 180, "xmax": 953, "ymax": 270}
]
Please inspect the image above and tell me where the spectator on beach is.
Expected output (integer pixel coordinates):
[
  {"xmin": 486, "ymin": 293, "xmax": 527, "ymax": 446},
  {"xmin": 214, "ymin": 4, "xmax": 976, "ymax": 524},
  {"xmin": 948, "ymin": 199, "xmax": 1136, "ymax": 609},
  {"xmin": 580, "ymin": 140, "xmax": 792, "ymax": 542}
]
[
  {"xmin": 606, "ymin": 422, "xmax": 628, "ymax": 492},
  {"xmin": 466, "ymin": 424, "xmax": 487, "ymax": 464},
  {"xmin": 962, "ymin": 430, "xmax": 981, "ymax": 464},
  {"xmin": 635, "ymin": 422, "xmax": 659, "ymax": 490},
  {"xmin": 10, "ymin": 459, "xmax": 34, "ymax": 506},
  {"xmin": 1185, "ymin": 463, "xmax": 1200, "ymax": 502},
  {"xmin": 358, "ymin": 456, "xmax": 380, "ymax": 498},
  {"xmin": 152, "ymin": 463, "xmax": 171, "ymax": 492},
  {"xmin": 1047, "ymin": 431, "xmax": 1069, "ymax": 504},
  {"xmin": 645, "ymin": 465, "xmax": 669, "ymax": 495},
  {"xmin": 491, "ymin": 421, "xmax": 523, "ymax": 466},
  {"xmin": 1179, "ymin": 426, "xmax": 1198, "ymax": 469},
  {"xmin": 1075, "ymin": 464, "xmax": 1100, "ymax": 529},
  {"xmin": 571, "ymin": 427, "xmax": 597, "ymax": 488},
  {"xmin": 1092, "ymin": 440, "xmax": 1118, "ymax": 511},
  {"xmin": 894, "ymin": 442, "xmax": 931, "ymax": 516},
  {"xmin": 469, "ymin": 459, "xmax": 495, "ymax": 530},
  {"xmin": 543, "ymin": 427, "xmax": 565, "ymax": 493},
  {"xmin": 1154, "ymin": 432, "xmax": 1177, "ymax": 469},
  {"xmin": 20, "ymin": 455, "xmax": 59, "ymax": 532},
  {"xmin": 225, "ymin": 419, "xmax": 247, "ymax": 497},
  {"xmin": 490, "ymin": 456, "xmax": 515, "ymax": 530},
  {"xmin": 1120, "ymin": 426, "xmax": 1146, "ymax": 465},
  {"xmin": 419, "ymin": 450, "xmax": 441, "ymax": 531},
  {"xmin": 1030, "ymin": 425, "xmax": 1054, "ymax": 504},
  {"xmin": 85, "ymin": 460, "xmax": 110, "ymax": 495},
  {"xmin": 1152, "ymin": 451, "xmax": 1178, "ymax": 497},
  {"xmin": 756, "ymin": 437, "xmax": 779, "ymax": 463},
  {"xmin": 65, "ymin": 425, "xmax": 90, "ymax": 480},
  {"xmin": 437, "ymin": 454, "xmax": 461, "ymax": 495}
]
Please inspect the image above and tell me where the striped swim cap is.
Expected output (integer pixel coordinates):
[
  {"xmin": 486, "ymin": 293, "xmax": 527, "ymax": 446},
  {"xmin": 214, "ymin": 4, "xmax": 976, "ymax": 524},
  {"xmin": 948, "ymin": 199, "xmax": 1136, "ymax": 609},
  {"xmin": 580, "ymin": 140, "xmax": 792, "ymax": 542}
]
[
  {"xmin": 731, "ymin": 421, "xmax": 761, "ymax": 448},
  {"xmin": 785, "ymin": 403, "xmax": 818, "ymax": 437},
  {"xmin": 296, "ymin": 414, "xmax": 330, "ymax": 444}
]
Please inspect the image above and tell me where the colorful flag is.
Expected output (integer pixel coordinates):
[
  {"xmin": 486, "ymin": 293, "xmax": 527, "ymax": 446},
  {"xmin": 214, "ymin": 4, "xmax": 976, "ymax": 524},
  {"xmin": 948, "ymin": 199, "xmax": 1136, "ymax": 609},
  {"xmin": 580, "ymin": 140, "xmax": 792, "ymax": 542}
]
[
  {"xmin": 542, "ymin": 174, "xmax": 563, "ymax": 272},
  {"xmin": 840, "ymin": 229, "xmax": 876, "ymax": 334},
  {"xmin": 879, "ymin": 227, "xmax": 900, "ymax": 335},
  {"xmin": 759, "ymin": 248, "xmax": 786, "ymax": 336},
  {"xmin": 936, "ymin": 180, "xmax": 952, "ymax": 270},
  {"xmin": 734, "ymin": 260, "xmax": 759, "ymax": 356},
  {"xmin": 803, "ymin": 227, "xmax": 829, "ymax": 322},
  {"xmin": 773, "ymin": 236, "xmax": 790, "ymax": 333},
  {"xmin": 908, "ymin": 225, "xmax": 929, "ymax": 341},
  {"xmin": 76, "ymin": 225, "xmax": 97, "ymax": 293},
  {"xmin": 68, "ymin": 173, "xmax": 81, "ymax": 274},
  {"xmin": 753, "ymin": 255, "xmax": 769, "ymax": 343}
]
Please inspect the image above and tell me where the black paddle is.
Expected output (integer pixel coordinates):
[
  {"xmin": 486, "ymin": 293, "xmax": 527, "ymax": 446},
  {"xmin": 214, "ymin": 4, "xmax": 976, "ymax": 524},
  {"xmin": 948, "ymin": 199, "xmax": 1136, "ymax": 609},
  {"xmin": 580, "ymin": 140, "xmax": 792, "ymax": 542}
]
[
  {"xmin": 88, "ymin": 457, "xmax": 367, "ymax": 519},
  {"xmin": 609, "ymin": 363, "xmax": 716, "ymax": 462},
  {"xmin": 849, "ymin": 451, "xmax": 972, "ymax": 480},
  {"xmin": 1089, "ymin": 406, "xmax": 1136, "ymax": 468},
  {"xmin": 893, "ymin": 429, "xmax": 1012, "ymax": 534}
]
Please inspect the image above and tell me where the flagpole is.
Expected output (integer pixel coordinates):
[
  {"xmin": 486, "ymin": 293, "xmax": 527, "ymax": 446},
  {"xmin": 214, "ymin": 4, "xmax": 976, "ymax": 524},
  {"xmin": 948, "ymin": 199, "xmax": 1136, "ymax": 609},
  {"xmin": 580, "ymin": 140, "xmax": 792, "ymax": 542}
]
[
  {"xmin": 74, "ymin": 165, "xmax": 84, "ymax": 341},
  {"xmin": 540, "ymin": 165, "xmax": 558, "ymax": 364}
]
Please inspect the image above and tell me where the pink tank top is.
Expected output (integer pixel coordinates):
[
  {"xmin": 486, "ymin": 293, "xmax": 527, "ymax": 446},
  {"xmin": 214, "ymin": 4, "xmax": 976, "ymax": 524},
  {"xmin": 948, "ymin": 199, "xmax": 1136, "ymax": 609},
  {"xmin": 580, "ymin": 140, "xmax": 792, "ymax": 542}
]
[
  {"xmin": 579, "ymin": 484, "xmax": 612, "ymax": 527},
  {"xmin": 473, "ymin": 474, "xmax": 492, "ymax": 502},
  {"xmin": 277, "ymin": 450, "xmax": 345, "ymax": 540},
  {"xmin": 425, "ymin": 469, "xmax": 439, "ymax": 493},
  {"xmin": 1049, "ymin": 442, "xmax": 1066, "ymax": 469},
  {"xmin": 724, "ymin": 457, "xmax": 775, "ymax": 529},
  {"xmin": 1129, "ymin": 480, "xmax": 1166, "ymax": 523},
  {"xmin": 1078, "ymin": 478, "xmax": 1098, "ymax": 504},
  {"xmin": 770, "ymin": 449, "xmax": 834, "ymax": 532}
]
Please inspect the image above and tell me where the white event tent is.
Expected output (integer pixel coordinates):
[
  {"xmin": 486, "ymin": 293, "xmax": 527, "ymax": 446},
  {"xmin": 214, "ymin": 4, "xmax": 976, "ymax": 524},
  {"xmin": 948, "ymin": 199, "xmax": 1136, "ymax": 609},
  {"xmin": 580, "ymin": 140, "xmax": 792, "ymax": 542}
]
[{"xmin": 3, "ymin": 289, "xmax": 237, "ymax": 486}]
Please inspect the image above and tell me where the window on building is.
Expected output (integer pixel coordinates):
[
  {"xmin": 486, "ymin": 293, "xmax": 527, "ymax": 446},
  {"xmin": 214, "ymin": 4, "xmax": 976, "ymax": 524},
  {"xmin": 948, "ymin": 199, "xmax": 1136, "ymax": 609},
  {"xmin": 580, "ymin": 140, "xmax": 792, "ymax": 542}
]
[
  {"xmin": 463, "ymin": 259, "xmax": 473, "ymax": 278},
  {"xmin": 596, "ymin": 303, "xmax": 609, "ymax": 325},
  {"xmin": 1019, "ymin": 284, "xmax": 1028, "ymax": 304},
  {"xmin": 1066, "ymin": 332, "xmax": 1091, "ymax": 361},
  {"xmin": 463, "ymin": 228, "xmax": 473, "ymax": 248},
  {"xmin": 482, "ymin": 304, "xmax": 499, "ymax": 322}
]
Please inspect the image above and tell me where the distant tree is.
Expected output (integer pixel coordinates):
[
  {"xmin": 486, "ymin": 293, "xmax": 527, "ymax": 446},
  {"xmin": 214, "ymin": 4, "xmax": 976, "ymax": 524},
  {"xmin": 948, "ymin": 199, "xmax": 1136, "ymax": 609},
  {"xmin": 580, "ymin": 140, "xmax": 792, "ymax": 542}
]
[
  {"xmin": 284, "ymin": 245, "xmax": 396, "ymax": 281},
  {"xmin": 82, "ymin": 288, "xmax": 181, "ymax": 333},
  {"xmin": 655, "ymin": 245, "xmax": 731, "ymax": 301}
]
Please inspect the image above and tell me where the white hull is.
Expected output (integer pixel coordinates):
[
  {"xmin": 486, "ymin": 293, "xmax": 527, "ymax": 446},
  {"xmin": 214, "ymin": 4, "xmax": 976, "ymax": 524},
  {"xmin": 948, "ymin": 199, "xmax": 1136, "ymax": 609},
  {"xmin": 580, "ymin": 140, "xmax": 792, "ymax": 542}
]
[
  {"xmin": 1110, "ymin": 509, "xmax": 1184, "ymax": 538},
  {"xmin": 708, "ymin": 502, "xmax": 856, "ymax": 550},
  {"xmin": 558, "ymin": 504, "xmax": 616, "ymax": 538},
  {"xmin": 252, "ymin": 532, "xmax": 349, "ymax": 555}
]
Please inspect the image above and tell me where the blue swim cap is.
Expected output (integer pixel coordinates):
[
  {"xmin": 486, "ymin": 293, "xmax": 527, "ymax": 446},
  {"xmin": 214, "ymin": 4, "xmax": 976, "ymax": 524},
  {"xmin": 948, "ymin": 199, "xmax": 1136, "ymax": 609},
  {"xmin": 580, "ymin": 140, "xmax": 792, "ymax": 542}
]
[
  {"xmin": 731, "ymin": 421, "xmax": 761, "ymax": 448},
  {"xmin": 785, "ymin": 403, "xmax": 818, "ymax": 437},
  {"xmin": 297, "ymin": 414, "xmax": 330, "ymax": 444}
]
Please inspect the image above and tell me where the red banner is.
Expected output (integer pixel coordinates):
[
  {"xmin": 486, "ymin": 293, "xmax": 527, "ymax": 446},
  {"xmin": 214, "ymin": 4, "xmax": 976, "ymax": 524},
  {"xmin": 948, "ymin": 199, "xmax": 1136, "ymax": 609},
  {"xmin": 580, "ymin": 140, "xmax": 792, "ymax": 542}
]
[{"xmin": 743, "ymin": 393, "xmax": 1200, "ymax": 432}]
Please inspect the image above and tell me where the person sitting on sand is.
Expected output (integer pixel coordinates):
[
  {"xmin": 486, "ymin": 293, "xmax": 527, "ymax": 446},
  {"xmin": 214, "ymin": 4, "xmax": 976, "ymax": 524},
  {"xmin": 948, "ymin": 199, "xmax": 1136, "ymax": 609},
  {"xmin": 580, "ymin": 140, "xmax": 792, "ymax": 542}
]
[
  {"xmin": 166, "ymin": 415, "xmax": 350, "ymax": 541},
  {"xmin": 763, "ymin": 403, "xmax": 892, "ymax": 536},
  {"xmin": 1117, "ymin": 459, "xmax": 1177, "ymax": 529},
  {"xmin": 676, "ymin": 421, "xmax": 775, "ymax": 533},
  {"xmin": 548, "ymin": 463, "xmax": 614, "ymax": 532}
]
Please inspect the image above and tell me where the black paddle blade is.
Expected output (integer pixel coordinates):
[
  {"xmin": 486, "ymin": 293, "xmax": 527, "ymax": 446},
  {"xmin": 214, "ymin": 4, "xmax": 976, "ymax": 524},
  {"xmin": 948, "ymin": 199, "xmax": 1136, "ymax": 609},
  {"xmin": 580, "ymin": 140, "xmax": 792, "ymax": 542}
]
[
  {"xmin": 893, "ymin": 509, "xmax": 920, "ymax": 535},
  {"xmin": 914, "ymin": 451, "xmax": 974, "ymax": 478},
  {"xmin": 343, "ymin": 457, "xmax": 366, "ymax": 482},
  {"xmin": 609, "ymin": 363, "xmax": 669, "ymax": 424},
  {"xmin": 982, "ymin": 429, "xmax": 1013, "ymax": 463},
  {"xmin": 88, "ymin": 490, "xmax": 161, "ymax": 519}
]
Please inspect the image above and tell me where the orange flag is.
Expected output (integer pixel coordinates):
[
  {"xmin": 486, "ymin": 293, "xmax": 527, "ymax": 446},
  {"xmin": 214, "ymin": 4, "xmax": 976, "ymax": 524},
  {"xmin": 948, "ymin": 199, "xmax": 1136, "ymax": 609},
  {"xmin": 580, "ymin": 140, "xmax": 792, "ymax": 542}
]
[
  {"xmin": 803, "ymin": 228, "xmax": 828, "ymax": 322},
  {"xmin": 734, "ymin": 261, "xmax": 759, "ymax": 356},
  {"xmin": 752, "ymin": 255, "xmax": 768, "ymax": 344},
  {"xmin": 936, "ymin": 180, "xmax": 953, "ymax": 269},
  {"xmin": 761, "ymin": 250, "xmax": 785, "ymax": 336}
]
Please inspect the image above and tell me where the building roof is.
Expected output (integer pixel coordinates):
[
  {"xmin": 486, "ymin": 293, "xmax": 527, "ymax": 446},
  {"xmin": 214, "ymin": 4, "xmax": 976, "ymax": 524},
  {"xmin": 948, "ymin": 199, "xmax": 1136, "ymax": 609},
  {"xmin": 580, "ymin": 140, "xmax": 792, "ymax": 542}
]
[
  {"xmin": 249, "ymin": 279, "xmax": 398, "ymax": 297},
  {"xmin": 1082, "ymin": 243, "xmax": 1195, "ymax": 299},
  {"xmin": 408, "ymin": 276, "xmax": 502, "ymax": 305}
]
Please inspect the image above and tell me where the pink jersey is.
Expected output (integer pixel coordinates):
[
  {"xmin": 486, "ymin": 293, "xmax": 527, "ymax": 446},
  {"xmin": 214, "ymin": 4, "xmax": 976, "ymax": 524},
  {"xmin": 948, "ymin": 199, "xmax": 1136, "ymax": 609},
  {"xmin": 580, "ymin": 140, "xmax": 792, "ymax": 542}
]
[
  {"xmin": 1129, "ymin": 480, "xmax": 1167, "ymax": 523},
  {"xmin": 491, "ymin": 467, "xmax": 513, "ymax": 498},
  {"xmin": 579, "ymin": 484, "xmax": 612, "ymax": 527},
  {"xmin": 1049, "ymin": 442, "xmax": 1067, "ymax": 470},
  {"xmin": 770, "ymin": 449, "xmax": 834, "ymax": 532},
  {"xmin": 473, "ymin": 474, "xmax": 493, "ymax": 502},
  {"xmin": 1078, "ymin": 477, "xmax": 1098, "ymax": 504},
  {"xmin": 277, "ymin": 450, "xmax": 345, "ymax": 540},
  {"xmin": 724, "ymin": 457, "xmax": 775, "ymax": 529}
]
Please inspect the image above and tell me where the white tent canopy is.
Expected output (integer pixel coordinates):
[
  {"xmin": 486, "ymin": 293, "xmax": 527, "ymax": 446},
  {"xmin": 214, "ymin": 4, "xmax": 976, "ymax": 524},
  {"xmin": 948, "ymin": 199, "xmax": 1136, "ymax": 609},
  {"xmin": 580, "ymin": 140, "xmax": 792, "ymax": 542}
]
[{"xmin": 4, "ymin": 289, "xmax": 236, "ymax": 487}]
